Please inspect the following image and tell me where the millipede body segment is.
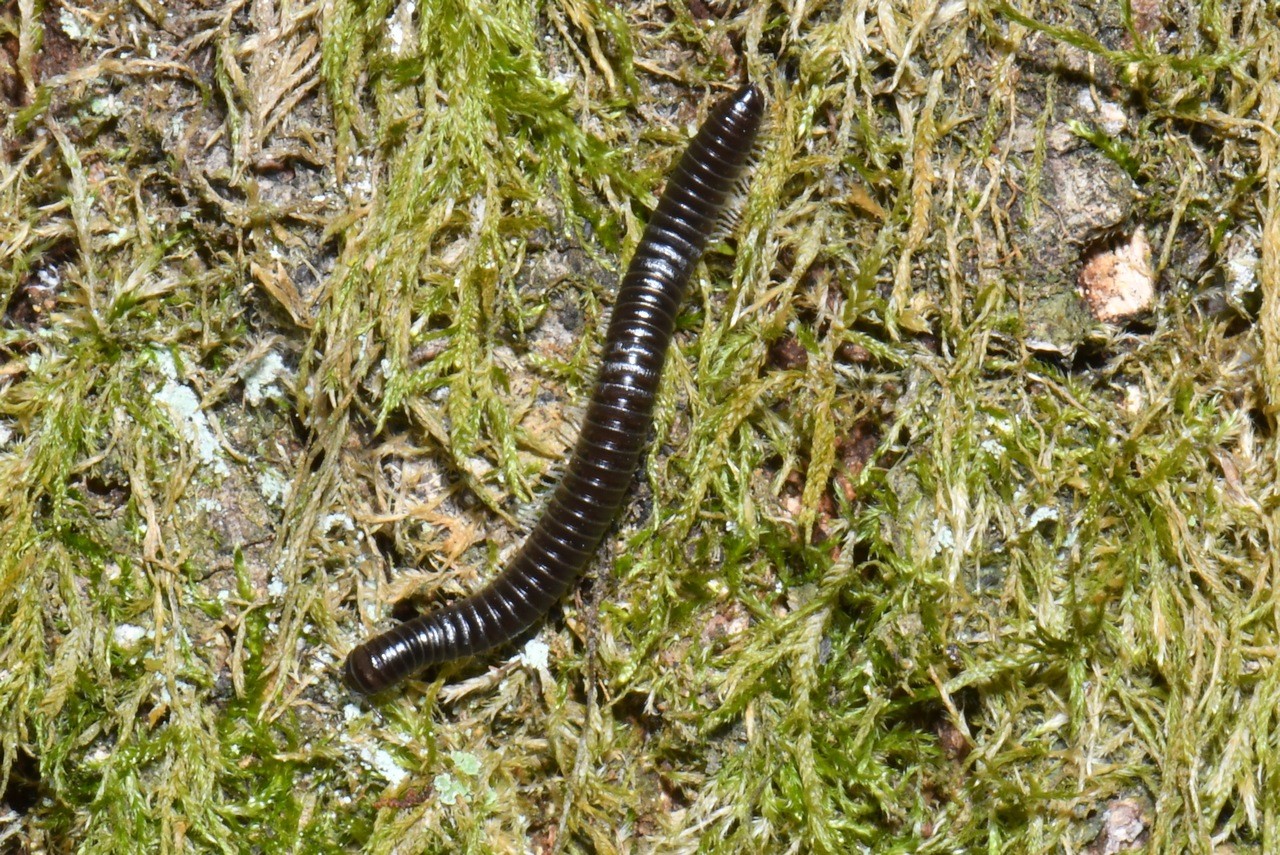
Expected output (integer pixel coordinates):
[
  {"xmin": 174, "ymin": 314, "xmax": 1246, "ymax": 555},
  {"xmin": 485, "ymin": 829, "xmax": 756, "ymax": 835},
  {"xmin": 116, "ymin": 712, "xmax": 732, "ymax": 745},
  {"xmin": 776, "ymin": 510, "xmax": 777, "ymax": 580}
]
[{"xmin": 344, "ymin": 82, "xmax": 765, "ymax": 693}]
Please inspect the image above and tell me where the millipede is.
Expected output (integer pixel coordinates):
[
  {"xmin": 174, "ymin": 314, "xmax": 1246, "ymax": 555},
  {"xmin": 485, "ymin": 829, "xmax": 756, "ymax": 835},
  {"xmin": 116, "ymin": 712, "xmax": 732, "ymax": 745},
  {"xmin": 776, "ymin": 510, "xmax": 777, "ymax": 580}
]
[{"xmin": 344, "ymin": 82, "xmax": 765, "ymax": 694}]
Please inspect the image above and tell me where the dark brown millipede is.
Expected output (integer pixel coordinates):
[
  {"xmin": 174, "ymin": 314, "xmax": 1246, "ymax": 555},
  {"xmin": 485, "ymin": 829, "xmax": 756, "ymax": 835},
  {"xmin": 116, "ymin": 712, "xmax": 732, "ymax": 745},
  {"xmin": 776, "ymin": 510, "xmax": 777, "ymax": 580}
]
[{"xmin": 344, "ymin": 82, "xmax": 765, "ymax": 694}]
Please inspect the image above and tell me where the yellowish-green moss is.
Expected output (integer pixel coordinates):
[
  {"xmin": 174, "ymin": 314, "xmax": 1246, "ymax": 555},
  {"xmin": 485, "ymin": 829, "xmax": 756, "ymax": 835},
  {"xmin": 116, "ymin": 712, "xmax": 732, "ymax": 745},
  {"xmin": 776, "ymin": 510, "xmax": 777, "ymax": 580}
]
[{"xmin": 0, "ymin": 0, "xmax": 1277, "ymax": 852}]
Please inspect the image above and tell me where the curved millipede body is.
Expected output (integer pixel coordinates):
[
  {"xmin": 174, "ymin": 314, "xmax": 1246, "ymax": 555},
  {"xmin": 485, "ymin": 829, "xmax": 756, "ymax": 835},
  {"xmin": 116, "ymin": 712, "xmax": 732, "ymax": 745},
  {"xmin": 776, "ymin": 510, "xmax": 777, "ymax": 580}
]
[{"xmin": 344, "ymin": 82, "xmax": 765, "ymax": 694}]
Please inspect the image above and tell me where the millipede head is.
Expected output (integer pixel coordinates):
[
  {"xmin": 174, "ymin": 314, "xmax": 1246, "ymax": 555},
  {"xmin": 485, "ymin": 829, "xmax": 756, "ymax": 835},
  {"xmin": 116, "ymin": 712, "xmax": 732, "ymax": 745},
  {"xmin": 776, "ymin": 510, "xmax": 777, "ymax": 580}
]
[{"xmin": 343, "ymin": 646, "xmax": 386, "ymax": 695}]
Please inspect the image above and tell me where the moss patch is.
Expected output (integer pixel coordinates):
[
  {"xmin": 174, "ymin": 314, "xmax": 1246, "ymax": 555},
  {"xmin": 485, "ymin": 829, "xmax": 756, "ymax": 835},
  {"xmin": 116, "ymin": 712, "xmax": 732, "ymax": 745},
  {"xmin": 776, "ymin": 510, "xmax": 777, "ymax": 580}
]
[{"xmin": 0, "ymin": 0, "xmax": 1277, "ymax": 851}]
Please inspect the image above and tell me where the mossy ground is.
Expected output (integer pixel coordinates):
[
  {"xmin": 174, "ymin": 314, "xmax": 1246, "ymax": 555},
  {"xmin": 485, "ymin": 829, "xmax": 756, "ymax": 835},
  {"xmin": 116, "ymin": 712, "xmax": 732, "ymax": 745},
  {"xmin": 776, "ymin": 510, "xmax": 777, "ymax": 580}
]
[{"xmin": 0, "ymin": 0, "xmax": 1277, "ymax": 852}]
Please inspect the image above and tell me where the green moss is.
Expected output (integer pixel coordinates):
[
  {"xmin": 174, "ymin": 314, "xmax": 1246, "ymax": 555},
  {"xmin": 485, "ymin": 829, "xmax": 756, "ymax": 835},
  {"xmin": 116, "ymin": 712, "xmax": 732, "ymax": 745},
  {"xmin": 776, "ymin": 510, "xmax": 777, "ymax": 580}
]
[{"xmin": 0, "ymin": 0, "xmax": 1277, "ymax": 851}]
